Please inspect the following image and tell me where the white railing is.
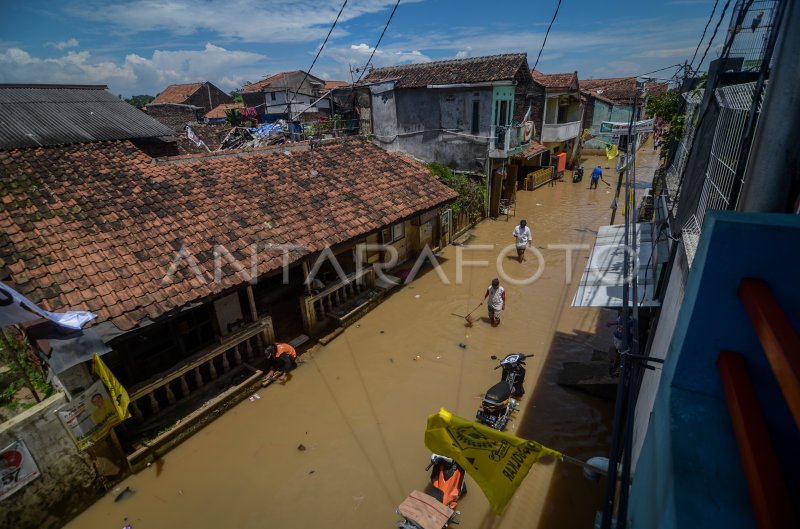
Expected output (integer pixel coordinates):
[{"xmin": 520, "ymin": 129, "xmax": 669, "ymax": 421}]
[{"xmin": 541, "ymin": 121, "xmax": 582, "ymax": 142}]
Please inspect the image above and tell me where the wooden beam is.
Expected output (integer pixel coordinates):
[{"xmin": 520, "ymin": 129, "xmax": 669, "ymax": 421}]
[
  {"xmin": 739, "ymin": 278, "xmax": 800, "ymax": 428},
  {"xmin": 718, "ymin": 350, "xmax": 797, "ymax": 529}
]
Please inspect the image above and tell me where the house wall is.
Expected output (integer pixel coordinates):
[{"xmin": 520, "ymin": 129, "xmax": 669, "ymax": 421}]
[
  {"xmin": 584, "ymin": 99, "xmax": 613, "ymax": 149},
  {"xmin": 146, "ymin": 104, "xmax": 203, "ymax": 131},
  {"xmin": 529, "ymin": 84, "xmax": 547, "ymax": 142},
  {"xmin": 0, "ymin": 394, "xmax": 107, "ymax": 529},
  {"xmin": 374, "ymin": 86, "xmax": 493, "ymax": 173},
  {"xmin": 185, "ymin": 83, "xmax": 234, "ymax": 114}
]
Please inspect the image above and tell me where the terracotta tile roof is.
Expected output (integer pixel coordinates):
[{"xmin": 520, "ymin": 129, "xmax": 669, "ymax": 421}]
[
  {"xmin": 531, "ymin": 70, "xmax": 578, "ymax": 91},
  {"xmin": 644, "ymin": 82, "xmax": 669, "ymax": 96},
  {"xmin": 512, "ymin": 141, "xmax": 547, "ymax": 160},
  {"xmin": 241, "ymin": 72, "xmax": 296, "ymax": 93},
  {"xmin": 363, "ymin": 53, "xmax": 529, "ymax": 89},
  {"xmin": 324, "ymin": 80, "xmax": 348, "ymax": 90},
  {"xmin": 151, "ymin": 83, "xmax": 204, "ymax": 105},
  {"xmin": 205, "ymin": 103, "xmax": 243, "ymax": 120},
  {"xmin": 0, "ymin": 138, "xmax": 457, "ymax": 332},
  {"xmin": 580, "ymin": 77, "xmax": 641, "ymax": 104}
]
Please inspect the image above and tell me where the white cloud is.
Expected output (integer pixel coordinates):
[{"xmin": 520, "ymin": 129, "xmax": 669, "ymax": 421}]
[
  {"xmin": 48, "ymin": 38, "xmax": 80, "ymax": 50},
  {"xmin": 454, "ymin": 47, "xmax": 472, "ymax": 59},
  {"xmin": 68, "ymin": 0, "xmax": 421, "ymax": 43},
  {"xmin": 323, "ymin": 43, "xmax": 430, "ymax": 74},
  {"xmin": 0, "ymin": 43, "xmax": 268, "ymax": 96}
]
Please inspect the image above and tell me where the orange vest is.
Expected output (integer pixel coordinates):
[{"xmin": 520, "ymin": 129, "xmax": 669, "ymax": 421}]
[{"xmin": 274, "ymin": 343, "xmax": 297, "ymax": 359}]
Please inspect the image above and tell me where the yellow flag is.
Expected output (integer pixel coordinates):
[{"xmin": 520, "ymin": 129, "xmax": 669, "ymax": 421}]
[
  {"xmin": 93, "ymin": 353, "xmax": 131, "ymax": 421},
  {"xmin": 424, "ymin": 408, "xmax": 561, "ymax": 515},
  {"xmin": 605, "ymin": 143, "xmax": 619, "ymax": 160}
]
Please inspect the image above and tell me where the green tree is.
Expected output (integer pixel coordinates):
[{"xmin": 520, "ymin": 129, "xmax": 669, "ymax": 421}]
[
  {"xmin": 645, "ymin": 91, "xmax": 681, "ymax": 121},
  {"xmin": 229, "ymin": 89, "xmax": 243, "ymax": 104},
  {"xmin": 225, "ymin": 108, "xmax": 242, "ymax": 126},
  {"xmin": 124, "ymin": 94, "xmax": 156, "ymax": 108},
  {"xmin": 427, "ymin": 163, "xmax": 485, "ymax": 221}
]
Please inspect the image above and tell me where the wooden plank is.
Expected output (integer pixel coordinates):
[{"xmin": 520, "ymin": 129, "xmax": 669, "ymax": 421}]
[
  {"xmin": 397, "ymin": 490, "xmax": 453, "ymax": 529},
  {"xmin": 718, "ymin": 351, "xmax": 797, "ymax": 529},
  {"xmin": 739, "ymin": 278, "xmax": 800, "ymax": 428}
]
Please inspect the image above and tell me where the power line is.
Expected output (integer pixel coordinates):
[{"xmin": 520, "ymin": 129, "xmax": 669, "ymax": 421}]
[
  {"xmin": 286, "ymin": 0, "xmax": 349, "ymax": 116},
  {"xmin": 694, "ymin": 0, "xmax": 734, "ymax": 74},
  {"xmin": 354, "ymin": 0, "xmax": 401, "ymax": 84},
  {"xmin": 689, "ymin": 0, "xmax": 720, "ymax": 71},
  {"xmin": 531, "ymin": 0, "xmax": 563, "ymax": 72}
]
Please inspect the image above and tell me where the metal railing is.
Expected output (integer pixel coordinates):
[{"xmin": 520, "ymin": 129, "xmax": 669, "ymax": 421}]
[
  {"xmin": 489, "ymin": 123, "xmax": 531, "ymax": 156},
  {"xmin": 682, "ymin": 82, "xmax": 762, "ymax": 267}
]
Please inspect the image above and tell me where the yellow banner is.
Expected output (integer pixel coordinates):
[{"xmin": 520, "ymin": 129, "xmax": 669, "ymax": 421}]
[
  {"xmin": 424, "ymin": 408, "xmax": 561, "ymax": 515},
  {"xmin": 93, "ymin": 354, "xmax": 131, "ymax": 421},
  {"xmin": 605, "ymin": 143, "xmax": 619, "ymax": 160}
]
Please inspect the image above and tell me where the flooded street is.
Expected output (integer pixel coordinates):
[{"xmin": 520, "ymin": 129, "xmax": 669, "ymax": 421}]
[{"xmin": 65, "ymin": 143, "xmax": 660, "ymax": 529}]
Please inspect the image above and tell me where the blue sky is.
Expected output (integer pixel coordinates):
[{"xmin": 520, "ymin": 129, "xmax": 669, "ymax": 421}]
[{"xmin": 0, "ymin": 0, "xmax": 726, "ymax": 97}]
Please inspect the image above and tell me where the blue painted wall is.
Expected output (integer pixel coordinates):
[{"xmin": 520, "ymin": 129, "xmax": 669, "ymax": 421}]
[{"xmin": 628, "ymin": 211, "xmax": 800, "ymax": 529}]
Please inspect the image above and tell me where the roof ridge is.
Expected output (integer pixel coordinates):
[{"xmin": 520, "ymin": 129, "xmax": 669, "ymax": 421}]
[{"xmin": 370, "ymin": 52, "xmax": 527, "ymax": 72}]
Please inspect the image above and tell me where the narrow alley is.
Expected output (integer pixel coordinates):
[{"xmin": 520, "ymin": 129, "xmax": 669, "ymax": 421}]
[{"xmin": 65, "ymin": 144, "xmax": 661, "ymax": 529}]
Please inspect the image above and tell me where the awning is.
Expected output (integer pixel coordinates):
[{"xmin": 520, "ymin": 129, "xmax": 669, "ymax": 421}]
[
  {"xmin": 572, "ymin": 222, "xmax": 665, "ymax": 308},
  {"xmin": 512, "ymin": 141, "xmax": 547, "ymax": 160},
  {"xmin": 26, "ymin": 321, "xmax": 112, "ymax": 374}
]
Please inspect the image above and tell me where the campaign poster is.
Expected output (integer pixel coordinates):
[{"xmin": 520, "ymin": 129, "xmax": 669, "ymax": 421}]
[
  {"xmin": 56, "ymin": 380, "xmax": 120, "ymax": 450},
  {"xmin": 0, "ymin": 440, "xmax": 41, "ymax": 500}
]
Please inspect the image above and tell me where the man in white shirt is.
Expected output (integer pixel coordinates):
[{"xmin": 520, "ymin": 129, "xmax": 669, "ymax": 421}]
[
  {"xmin": 483, "ymin": 278, "xmax": 506, "ymax": 327},
  {"xmin": 512, "ymin": 219, "xmax": 532, "ymax": 263}
]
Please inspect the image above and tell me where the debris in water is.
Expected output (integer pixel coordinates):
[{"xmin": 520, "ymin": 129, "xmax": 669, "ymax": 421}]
[
  {"xmin": 380, "ymin": 330, "xmax": 385, "ymax": 333},
  {"xmin": 356, "ymin": 324, "xmax": 360, "ymax": 327},
  {"xmin": 414, "ymin": 294, "xmax": 421, "ymax": 298},
  {"xmin": 114, "ymin": 487, "xmax": 134, "ymax": 502},
  {"xmin": 122, "ymin": 517, "xmax": 132, "ymax": 529},
  {"xmin": 309, "ymin": 470, "xmax": 315, "ymax": 475},
  {"xmin": 436, "ymin": 356, "xmax": 441, "ymax": 360},
  {"xmin": 389, "ymin": 358, "xmax": 394, "ymax": 363},
  {"xmin": 490, "ymin": 355, "xmax": 498, "ymax": 360},
  {"xmin": 458, "ymin": 343, "xmax": 466, "ymax": 349},
  {"xmin": 536, "ymin": 203, "xmax": 543, "ymax": 206},
  {"xmin": 297, "ymin": 444, "xmax": 307, "ymax": 451},
  {"xmin": 413, "ymin": 355, "xmax": 422, "ymax": 361}
]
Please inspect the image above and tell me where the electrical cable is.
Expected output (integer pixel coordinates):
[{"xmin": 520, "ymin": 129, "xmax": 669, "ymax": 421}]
[
  {"xmin": 532, "ymin": 0, "xmax": 563, "ymax": 72},
  {"xmin": 689, "ymin": 0, "xmax": 721, "ymax": 71},
  {"xmin": 354, "ymin": 0, "xmax": 401, "ymax": 84},
  {"xmin": 693, "ymin": 0, "xmax": 734, "ymax": 74},
  {"xmin": 285, "ymin": 0, "xmax": 349, "ymax": 116}
]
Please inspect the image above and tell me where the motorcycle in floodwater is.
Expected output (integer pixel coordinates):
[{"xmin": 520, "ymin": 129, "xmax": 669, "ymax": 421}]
[
  {"xmin": 426, "ymin": 454, "xmax": 467, "ymax": 509},
  {"xmin": 396, "ymin": 455, "xmax": 466, "ymax": 529},
  {"xmin": 572, "ymin": 166, "xmax": 584, "ymax": 183},
  {"xmin": 475, "ymin": 353, "xmax": 530, "ymax": 431}
]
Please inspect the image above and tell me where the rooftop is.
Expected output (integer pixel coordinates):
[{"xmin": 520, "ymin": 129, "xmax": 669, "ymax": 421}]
[
  {"xmin": 0, "ymin": 138, "xmax": 457, "ymax": 332},
  {"xmin": 363, "ymin": 53, "xmax": 529, "ymax": 89},
  {"xmin": 150, "ymin": 83, "xmax": 204, "ymax": 105},
  {"xmin": 0, "ymin": 84, "xmax": 175, "ymax": 149},
  {"xmin": 580, "ymin": 77, "xmax": 641, "ymax": 104},
  {"xmin": 531, "ymin": 70, "xmax": 578, "ymax": 91}
]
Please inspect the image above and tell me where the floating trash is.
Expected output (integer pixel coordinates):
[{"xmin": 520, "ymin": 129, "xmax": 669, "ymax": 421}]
[
  {"xmin": 458, "ymin": 343, "xmax": 467, "ymax": 349},
  {"xmin": 297, "ymin": 444, "xmax": 307, "ymax": 451}
]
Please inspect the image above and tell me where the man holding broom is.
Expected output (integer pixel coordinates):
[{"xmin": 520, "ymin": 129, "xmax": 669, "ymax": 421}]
[{"xmin": 483, "ymin": 278, "xmax": 506, "ymax": 327}]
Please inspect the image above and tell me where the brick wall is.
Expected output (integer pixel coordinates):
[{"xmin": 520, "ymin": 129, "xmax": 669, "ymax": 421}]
[
  {"xmin": 146, "ymin": 104, "xmax": 203, "ymax": 131},
  {"xmin": 185, "ymin": 83, "xmax": 234, "ymax": 113}
]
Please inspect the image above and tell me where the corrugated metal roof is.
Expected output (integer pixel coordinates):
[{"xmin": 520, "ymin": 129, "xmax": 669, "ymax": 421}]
[{"xmin": 0, "ymin": 85, "xmax": 176, "ymax": 149}]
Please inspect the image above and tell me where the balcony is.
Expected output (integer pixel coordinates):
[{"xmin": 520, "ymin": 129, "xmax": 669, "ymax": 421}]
[
  {"xmin": 541, "ymin": 120, "xmax": 582, "ymax": 143},
  {"xmin": 489, "ymin": 122, "xmax": 533, "ymax": 158}
]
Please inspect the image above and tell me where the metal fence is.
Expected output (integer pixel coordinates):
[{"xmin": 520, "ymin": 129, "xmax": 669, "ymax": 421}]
[
  {"xmin": 681, "ymin": 82, "xmax": 761, "ymax": 265},
  {"xmin": 664, "ymin": 90, "xmax": 703, "ymax": 198}
]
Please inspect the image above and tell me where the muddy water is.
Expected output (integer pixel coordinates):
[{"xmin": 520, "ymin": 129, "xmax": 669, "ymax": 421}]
[{"xmin": 65, "ymin": 143, "xmax": 661, "ymax": 529}]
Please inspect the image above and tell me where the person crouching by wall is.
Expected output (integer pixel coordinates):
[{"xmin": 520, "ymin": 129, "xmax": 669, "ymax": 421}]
[{"xmin": 263, "ymin": 342, "xmax": 297, "ymax": 385}]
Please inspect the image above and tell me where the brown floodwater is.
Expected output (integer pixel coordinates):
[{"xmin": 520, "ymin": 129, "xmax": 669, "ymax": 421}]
[{"xmin": 65, "ymin": 142, "xmax": 661, "ymax": 529}]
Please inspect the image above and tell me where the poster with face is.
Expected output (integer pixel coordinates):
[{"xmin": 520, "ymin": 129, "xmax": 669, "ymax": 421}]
[
  {"xmin": 0, "ymin": 440, "xmax": 40, "ymax": 500},
  {"xmin": 56, "ymin": 380, "xmax": 120, "ymax": 450}
]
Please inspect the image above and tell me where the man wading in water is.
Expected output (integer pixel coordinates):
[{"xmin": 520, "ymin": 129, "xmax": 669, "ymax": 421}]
[
  {"xmin": 483, "ymin": 278, "xmax": 506, "ymax": 327},
  {"xmin": 512, "ymin": 219, "xmax": 532, "ymax": 263}
]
